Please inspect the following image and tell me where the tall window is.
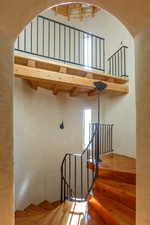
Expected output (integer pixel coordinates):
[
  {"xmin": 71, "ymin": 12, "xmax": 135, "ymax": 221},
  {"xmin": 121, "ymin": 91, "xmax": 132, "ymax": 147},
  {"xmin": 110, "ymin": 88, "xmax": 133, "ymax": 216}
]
[
  {"xmin": 84, "ymin": 35, "xmax": 92, "ymax": 68},
  {"xmin": 83, "ymin": 109, "xmax": 92, "ymax": 149}
]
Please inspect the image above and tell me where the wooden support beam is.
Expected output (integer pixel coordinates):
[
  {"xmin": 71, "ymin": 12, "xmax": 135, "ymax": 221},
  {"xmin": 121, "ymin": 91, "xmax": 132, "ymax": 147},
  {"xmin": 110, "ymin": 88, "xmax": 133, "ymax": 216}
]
[
  {"xmin": 26, "ymin": 60, "xmax": 38, "ymax": 89},
  {"xmin": 67, "ymin": 4, "xmax": 70, "ymax": 21},
  {"xmin": 59, "ymin": 66, "xmax": 67, "ymax": 73},
  {"xmin": 27, "ymin": 59, "xmax": 36, "ymax": 68},
  {"xmin": 86, "ymin": 72, "xmax": 93, "ymax": 79},
  {"xmin": 70, "ymin": 87, "xmax": 80, "ymax": 97},
  {"xmin": 26, "ymin": 80, "xmax": 38, "ymax": 90},
  {"xmin": 88, "ymin": 90, "xmax": 98, "ymax": 96},
  {"xmin": 15, "ymin": 64, "xmax": 128, "ymax": 95},
  {"xmin": 52, "ymin": 85, "xmax": 60, "ymax": 95},
  {"xmin": 15, "ymin": 64, "xmax": 94, "ymax": 89},
  {"xmin": 15, "ymin": 54, "xmax": 129, "ymax": 84}
]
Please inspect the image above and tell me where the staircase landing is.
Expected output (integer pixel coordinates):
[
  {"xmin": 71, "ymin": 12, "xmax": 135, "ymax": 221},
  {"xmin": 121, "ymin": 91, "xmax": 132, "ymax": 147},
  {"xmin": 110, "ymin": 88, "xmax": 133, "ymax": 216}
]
[{"xmin": 100, "ymin": 153, "xmax": 136, "ymax": 173}]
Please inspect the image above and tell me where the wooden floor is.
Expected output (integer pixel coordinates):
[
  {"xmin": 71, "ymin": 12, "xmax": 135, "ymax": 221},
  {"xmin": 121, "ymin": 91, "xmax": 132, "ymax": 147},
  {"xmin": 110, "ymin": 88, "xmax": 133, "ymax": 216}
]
[
  {"xmin": 15, "ymin": 153, "xmax": 136, "ymax": 225},
  {"xmin": 101, "ymin": 153, "xmax": 136, "ymax": 173}
]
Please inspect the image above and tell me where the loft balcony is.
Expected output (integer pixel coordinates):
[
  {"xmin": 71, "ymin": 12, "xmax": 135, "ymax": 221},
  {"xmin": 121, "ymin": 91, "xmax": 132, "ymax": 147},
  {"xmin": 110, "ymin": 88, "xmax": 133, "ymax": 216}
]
[{"xmin": 14, "ymin": 15, "xmax": 129, "ymax": 96}]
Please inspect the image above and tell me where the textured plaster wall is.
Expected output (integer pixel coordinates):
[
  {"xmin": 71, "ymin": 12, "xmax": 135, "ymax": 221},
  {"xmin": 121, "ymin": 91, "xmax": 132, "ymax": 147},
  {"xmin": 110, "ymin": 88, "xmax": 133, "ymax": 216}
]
[
  {"xmin": 135, "ymin": 26, "xmax": 150, "ymax": 225},
  {"xmin": 0, "ymin": 33, "xmax": 14, "ymax": 225}
]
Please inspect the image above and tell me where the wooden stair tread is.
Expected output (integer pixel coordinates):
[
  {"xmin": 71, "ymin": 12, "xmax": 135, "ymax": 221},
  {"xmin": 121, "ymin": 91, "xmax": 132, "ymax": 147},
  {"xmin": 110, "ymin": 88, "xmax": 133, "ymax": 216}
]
[
  {"xmin": 51, "ymin": 200, "xmax": 61, "ymax": 208},
  {"xmin": 35, "ymin": 205, "xmax": 64, "ymax": 225},
  {"xmin": 93, "ymin": 194, "xmax": 135, "ymax": 225},
  {"xmin": 15, "ymin": 210, "xmax": 27, "ymax": 217},
  {"xmin": 88, "ymin": 207, "xmax": 108, "ymax": 225},
  {"xmin": 99, "ymin": 168, "xmax": 136, "ymax": 185},
  {"xmin": 100, "ymin": 153, "xmax": 136, "ymax": 173},
  {"xmin": 50, "ymin": 201, "xmax": 80, "ymax": 225},
  {"xmin": 15, "ymin": 211, "xmax": 50, "ymax": 225},
  {"xmin": 87, "ymin": 153, "xmax": 136, "ymax": 185},
  {"xmin": 35, "ymin": 201, "xmax": 72, "ymax": 225},
  {"xmin": 88, "ymin": 195, "xmax": 120, "ymax": 225},
  {"xmin": 15, "ymin": 204, "xmax": 62, "ymax": 225},
  {"xmin": 96, "ymin": 177, "xmax": 136, "ymax": 197},
  {"xmin": 38, "ymin": 200, "xmax": 55, "ymax": 211},
  {"xmin": 24, "ymin": 204, "xmax": 48, "ymax": 215},
  {"xmin": 47, "ymin": 201, "xmax": 92, "ymax": 225},
  {"xmin": 94, "ymin": 180, "xmax": 136, "ymax": 210}
]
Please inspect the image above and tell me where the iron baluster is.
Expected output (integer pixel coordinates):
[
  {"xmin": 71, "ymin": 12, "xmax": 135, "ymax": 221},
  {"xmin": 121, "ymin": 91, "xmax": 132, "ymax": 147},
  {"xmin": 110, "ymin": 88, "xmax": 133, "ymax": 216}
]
[{"xmin": 107, "ymin": 46, "xmax": 128, "ymax": 77}]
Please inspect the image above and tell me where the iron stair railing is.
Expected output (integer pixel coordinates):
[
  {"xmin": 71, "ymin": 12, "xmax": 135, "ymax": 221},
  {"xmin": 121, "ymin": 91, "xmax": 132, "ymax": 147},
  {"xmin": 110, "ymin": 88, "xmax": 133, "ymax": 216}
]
[
  {"xmin": 61, "ymin": 123, "xmax": 99, "ymax": 202},
  {"xmin": 60, "ymin": 123, "xmax": 113, "ymax": 202},
  {"xmin": 107, "ymin": 45, "xmax": 128, "ymax": 77},
  {"xmin": 15, "ymin": 15, "xmax": 105, "ymax": 72}
]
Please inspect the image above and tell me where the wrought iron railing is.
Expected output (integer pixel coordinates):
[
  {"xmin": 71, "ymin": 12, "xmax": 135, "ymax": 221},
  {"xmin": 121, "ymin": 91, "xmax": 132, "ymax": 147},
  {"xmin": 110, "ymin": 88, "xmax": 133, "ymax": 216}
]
[
  {"xmin": 61, "ymin": 123, "xmax": 113, "ymax": 202},
  {"xmin": 94, "ymin": 123, "xmax": 114, "ymax": 155},
  {"xmin": 107, "ymin": 46, "xmax": 128, "ymax": 77},
  {"xmin": 15, "ymin": 15, "xmax": 105, "ymax": 72}
]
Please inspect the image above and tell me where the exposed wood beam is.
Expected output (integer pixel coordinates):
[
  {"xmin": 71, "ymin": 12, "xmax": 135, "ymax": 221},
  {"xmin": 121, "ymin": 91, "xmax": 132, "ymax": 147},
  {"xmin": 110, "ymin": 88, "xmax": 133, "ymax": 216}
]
[
  {"xmin": 15, "ymin": 54, "xmax": 128, "ymax": 84},
  {"xmin": 86, "ymin": 72, "xmax": 93, "ymax": 79},
  {"xmin": 59, "ymin": 66, "xmax": 67, "ymax": 73},
  {"xmin": 27, "ymin": 59, "xmax": 36, "ymax": 68},
  {"xmin": 26, "ymin": 80, "xmax": 38, "ymax": 90},
  {"xmin": 88, "ymin": 90, "xmax": 99, "ymax": 96},
  {"xmin": 15, "ymin": 64, "xmax": 128, "ymax": 94},
  {"xmin": 52, "ymin": 85, "xmax": 63, "ymax": 95},
  {"xmin": 15, "ymin": 64, "xmax": 94, "ymax": 89},
  {"xmin": 26, "ymin": 59, "xmax": 37, "ymax": 89},
  {"xmin": 70, "ymin": 87, "xmax": 80, "ymax": 97},
  {"xmin": 67, "ymin": 4, "xmax": 70, "ymax": 21}
]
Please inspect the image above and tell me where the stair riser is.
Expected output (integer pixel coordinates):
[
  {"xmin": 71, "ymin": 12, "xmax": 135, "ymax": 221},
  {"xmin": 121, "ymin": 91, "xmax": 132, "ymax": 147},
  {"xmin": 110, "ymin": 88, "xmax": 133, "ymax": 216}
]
[
  {"xmin": 88, "ymin": 196, "xmax": 121, "ymax": 225},
  {"xmin": 99, "ymin": 169, "xmax": 136, "ymax": 185},
  {"xmin": 87, "ymin": 160, "xmax": 136, "ymax": 185},
  {"xmin": 88, "ymin": 207, "xmax": 107, "ymax": 225},
  {"xmin": 93, "ymin": 185, "xmax": 136, "ymax": 210}
]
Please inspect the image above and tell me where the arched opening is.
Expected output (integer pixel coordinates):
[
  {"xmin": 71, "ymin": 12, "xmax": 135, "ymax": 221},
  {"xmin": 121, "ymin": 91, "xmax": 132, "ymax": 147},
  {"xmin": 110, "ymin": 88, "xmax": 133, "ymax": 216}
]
[
  {"xmin": 13, "ymin": 2, "xmax": 136, "ymax": 225},
  {"xmin": 1, "ymin": 0, "xmax": 150, "ymax": 225}
]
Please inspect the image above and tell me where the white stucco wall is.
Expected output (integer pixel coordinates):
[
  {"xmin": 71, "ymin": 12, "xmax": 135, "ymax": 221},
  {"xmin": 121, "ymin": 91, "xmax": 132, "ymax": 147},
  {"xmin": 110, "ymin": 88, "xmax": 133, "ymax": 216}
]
[{"xmin": 14, "ymin": 7, "xmax": 136, "ymax": 210}]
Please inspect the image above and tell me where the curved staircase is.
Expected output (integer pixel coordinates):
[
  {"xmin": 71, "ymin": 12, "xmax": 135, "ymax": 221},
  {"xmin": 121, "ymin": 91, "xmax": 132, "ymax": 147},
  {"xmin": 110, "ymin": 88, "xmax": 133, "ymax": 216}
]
[{"xmin": 15, "ymin": 154, "xmax": 136, "ymax": 225}]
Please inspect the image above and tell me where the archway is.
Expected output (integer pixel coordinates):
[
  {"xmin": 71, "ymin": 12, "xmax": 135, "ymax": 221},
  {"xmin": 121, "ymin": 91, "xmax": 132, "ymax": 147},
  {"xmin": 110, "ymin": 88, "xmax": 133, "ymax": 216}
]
[{"xmin": 1, "ymin": 0, "xmax": 150, "ymax": 225}]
